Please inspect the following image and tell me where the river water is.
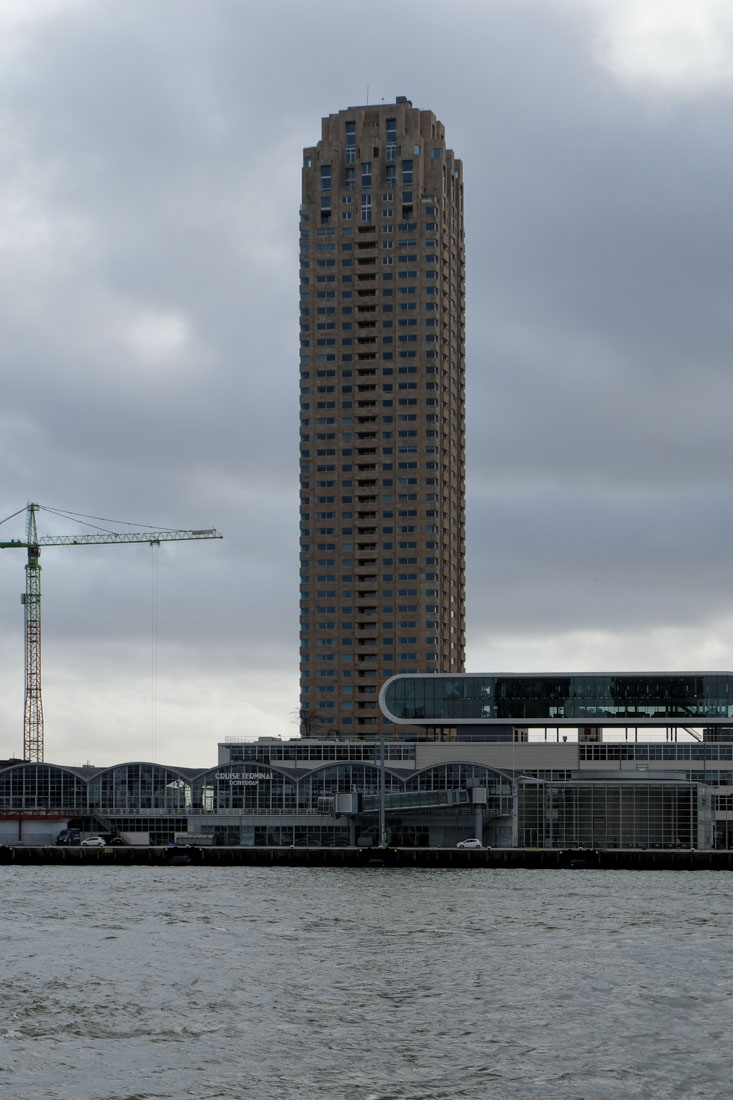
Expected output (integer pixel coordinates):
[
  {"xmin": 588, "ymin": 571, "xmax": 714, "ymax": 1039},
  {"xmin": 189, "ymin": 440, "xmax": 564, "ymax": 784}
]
[{"xmin": 1, "ymin": 866, "xmax": 732, "ymax": 1100}]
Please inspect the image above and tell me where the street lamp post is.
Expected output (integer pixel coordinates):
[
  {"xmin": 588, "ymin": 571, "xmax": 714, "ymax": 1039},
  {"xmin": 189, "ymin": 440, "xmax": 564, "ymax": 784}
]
[{"xmin": 378, "ymin": 735, "xmax": 387, "ymax": 847}]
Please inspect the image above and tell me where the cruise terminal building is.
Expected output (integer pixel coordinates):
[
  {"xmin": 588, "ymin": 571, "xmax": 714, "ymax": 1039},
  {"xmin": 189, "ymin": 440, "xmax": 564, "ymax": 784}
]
[{"xmin": 2, "ymin": 672, "xmax": 732, "ymax": 851}]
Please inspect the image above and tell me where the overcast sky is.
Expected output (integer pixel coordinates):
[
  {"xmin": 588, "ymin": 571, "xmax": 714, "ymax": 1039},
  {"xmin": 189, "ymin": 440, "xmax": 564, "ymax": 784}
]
[{"xmin": 2, "ymin": 0, "xmax": 733, "ymax": 767}]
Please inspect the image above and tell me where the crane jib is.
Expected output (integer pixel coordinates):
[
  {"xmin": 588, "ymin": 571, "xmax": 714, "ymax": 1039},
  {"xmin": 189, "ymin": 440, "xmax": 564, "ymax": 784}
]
[
  {"xmin": 0, "ymin": 506, "xmax": 222, "ymax": 762},
  {"xmin": 1, "ymin": 531, "xmax": 222, "ymax": 547}
]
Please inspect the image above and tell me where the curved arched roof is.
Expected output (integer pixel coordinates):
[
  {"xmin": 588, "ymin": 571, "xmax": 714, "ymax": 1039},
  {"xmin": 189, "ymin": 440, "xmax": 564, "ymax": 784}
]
[
  {"xmin": 0, "ymin": 761, "xmax": 93, "ymax": 781},
  {"xmin": 293, "ymin": 760, "xmax": 406, "ymax": 784},
  {"xmin": 88, "ymin": 761, "xmax": 205, "ymax": 783},
  {"xmin": 405, "ymin": 761, "xmax": 514, "ymax": 786}
]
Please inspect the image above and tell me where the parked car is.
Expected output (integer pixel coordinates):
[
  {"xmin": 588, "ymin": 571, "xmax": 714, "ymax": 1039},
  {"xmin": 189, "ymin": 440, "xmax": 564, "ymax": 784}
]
[
  {"xmin": 56, "ymin": 829, "xmax": 81, "ymax": 846},
  {"xmin": 457, "ymin": 838, "xmax": 483, "ymax": 849},
  {"xmin": 80, "ymin": 836, "xmax": 106, "ymax": 847}
]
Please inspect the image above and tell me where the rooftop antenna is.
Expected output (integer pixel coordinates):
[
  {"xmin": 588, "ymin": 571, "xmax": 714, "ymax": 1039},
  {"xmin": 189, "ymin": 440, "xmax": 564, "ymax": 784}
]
[{"xmin": 366, "ymin": 85, "xmax": 369, "ymax": 105}]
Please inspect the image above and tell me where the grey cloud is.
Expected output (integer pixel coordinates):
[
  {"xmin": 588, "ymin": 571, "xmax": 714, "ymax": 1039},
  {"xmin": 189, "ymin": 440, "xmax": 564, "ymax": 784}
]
[{"xmin": 1, "ymin": 0, "xmax": 733, "ymax": 764}]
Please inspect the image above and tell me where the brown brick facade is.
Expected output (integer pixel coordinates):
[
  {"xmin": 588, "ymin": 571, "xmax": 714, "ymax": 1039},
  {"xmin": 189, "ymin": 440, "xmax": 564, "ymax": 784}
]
[{"xmin": 299, "ymin": 99, "xmax": 465, "ymax": 738}]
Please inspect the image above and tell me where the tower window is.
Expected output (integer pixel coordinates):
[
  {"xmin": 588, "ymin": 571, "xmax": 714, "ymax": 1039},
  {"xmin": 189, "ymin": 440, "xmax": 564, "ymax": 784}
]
[{"xmin": 346, "ymin": 121, "xmax": 356, "ymax": 163}]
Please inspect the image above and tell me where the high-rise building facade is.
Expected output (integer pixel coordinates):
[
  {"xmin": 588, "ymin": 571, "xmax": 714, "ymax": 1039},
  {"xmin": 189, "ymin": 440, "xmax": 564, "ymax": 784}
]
[{"xmin": 299, "ymin": 98, "xmax": 465, "ymax": 738}]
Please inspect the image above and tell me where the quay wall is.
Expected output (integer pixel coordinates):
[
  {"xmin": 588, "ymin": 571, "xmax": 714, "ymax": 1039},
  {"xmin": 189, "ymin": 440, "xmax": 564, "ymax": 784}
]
[{"xmin": 1, "ymin": 846, "xmax": 732, "ymax": 870}]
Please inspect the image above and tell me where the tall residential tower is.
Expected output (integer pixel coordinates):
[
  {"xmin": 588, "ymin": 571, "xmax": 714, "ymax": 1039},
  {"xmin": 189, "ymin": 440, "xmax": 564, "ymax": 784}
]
[{"xmin": 299, "ymin": 98, "xmax": 465, "ymax": 738}]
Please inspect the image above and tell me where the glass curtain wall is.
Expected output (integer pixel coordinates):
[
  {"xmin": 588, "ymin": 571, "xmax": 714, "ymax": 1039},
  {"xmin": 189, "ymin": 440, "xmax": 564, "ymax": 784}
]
[
  {"xmin": 518, "ymin": 781, "xmax": 708, "ymax": 849},
  {"xmin": 384, "ymin": 675, "xmax": 733, "ymax": 723},
  {"xmin": 0, "ymin": 765, "xmax": 88, "ymax": 810},
  {"xmin": 194, "ymin": 766, "xmax": 298, "ymax": 813},
  {"xmin": 88, "ymin": 765, "xmax": 192, "ymax": 812}
]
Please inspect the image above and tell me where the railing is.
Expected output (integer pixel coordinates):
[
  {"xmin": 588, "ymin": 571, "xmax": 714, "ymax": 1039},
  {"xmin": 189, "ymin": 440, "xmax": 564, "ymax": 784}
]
[
  {"xmin": 191, "ymin": 807, "xmax": 331, "ymax": 816},
  {"xmin": 0, "ymin": 805, "xmax": 191, "ymax": 817},
  {"xmin": 0, "ymin": 807, "xmax": 74, "ymax": 818}
]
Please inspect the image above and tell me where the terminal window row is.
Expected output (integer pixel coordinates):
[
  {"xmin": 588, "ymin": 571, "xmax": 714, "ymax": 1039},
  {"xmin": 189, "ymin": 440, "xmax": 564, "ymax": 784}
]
[{"xmin": 581, "ymin": 744, "xmax": 733, "ymax": 761}]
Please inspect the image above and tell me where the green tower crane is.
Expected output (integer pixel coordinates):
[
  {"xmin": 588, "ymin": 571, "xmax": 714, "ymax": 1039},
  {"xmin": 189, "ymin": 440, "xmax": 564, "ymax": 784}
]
[{"xmin": 0, "ymin": 503, "xmax": 222, "ymax": 763}]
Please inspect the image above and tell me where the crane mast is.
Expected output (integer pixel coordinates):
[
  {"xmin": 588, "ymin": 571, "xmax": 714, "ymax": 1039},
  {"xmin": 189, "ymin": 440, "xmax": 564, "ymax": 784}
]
[
  {"xmin": 1, "ymin": 503, "xmax": 222, "ymax": 763},
  {"xmin": 23, "ymin": 505, "xmax": 43, "ymax": 763}
]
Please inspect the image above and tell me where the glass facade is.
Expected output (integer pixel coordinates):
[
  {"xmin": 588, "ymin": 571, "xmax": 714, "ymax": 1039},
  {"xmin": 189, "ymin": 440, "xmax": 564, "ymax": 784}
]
[
  {"xmin": 580, "ymin": 743, "xmax": 733, "ymax": 762},
  {"xmin": 0, "ymin": 764, "xmax": 88, "ymax": 810},
  {"xmin": 194, "ymin": 765, "xmax": 298, "ymax": 814},
  {"xmin": 227, "ymin": 740, "xmax": 416, "ymax": 764},
  {"xmin": 405, "ymin": 762, "xmax": 513, "ymax": 818},
  {"xmin": 382, "ymin": 674, "xmax": 733, "ymax": 725},
  {"xmin": 88, "ymin": 764, "xmax": 194, "ymax": 812},
  {"xmin": 518, "ymin": 781, "xmax": 713, "ymax": 850},
  {"xmin": 0, "ymin": 761, "xmax": 405, "ymax": 815},
  {"xmin": 0, "ymin": 758, "xmax": 717, "ymax": 850},
  {"xmin": 298, "ymin": 761, "xmax": 402, "ymax": 798}
]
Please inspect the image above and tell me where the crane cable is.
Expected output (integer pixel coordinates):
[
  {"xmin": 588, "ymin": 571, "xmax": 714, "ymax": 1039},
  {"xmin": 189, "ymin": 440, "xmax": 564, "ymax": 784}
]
[
  {"xmin": 40, "ymin": 505, "xmax": 180, "ymax": 534},
  {"xmin": 151, "ymin": 544, "xmax": 159, "ymax": 762}
]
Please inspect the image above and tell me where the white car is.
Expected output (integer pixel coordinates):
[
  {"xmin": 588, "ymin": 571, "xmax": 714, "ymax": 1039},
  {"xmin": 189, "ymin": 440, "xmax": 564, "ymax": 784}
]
[
  {"xmin": 457, "ymin": 838, "xmax": 483, "ymax": 849},
  {"xmin": 81, "ymin": 836, "xmax": 106, "ymax": 847}
]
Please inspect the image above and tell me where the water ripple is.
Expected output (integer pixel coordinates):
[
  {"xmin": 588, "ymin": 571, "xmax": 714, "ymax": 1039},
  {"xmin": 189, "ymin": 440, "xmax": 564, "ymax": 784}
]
[{"xmin": 1, "ymin": 867, "xmax": 733, "ymax": 1098}]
